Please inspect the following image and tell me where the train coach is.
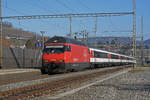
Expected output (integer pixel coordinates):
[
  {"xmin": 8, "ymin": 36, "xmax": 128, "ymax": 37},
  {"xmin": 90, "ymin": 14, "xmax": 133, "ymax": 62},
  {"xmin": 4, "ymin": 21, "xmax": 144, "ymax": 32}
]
[
  {"xmin": 89, "ymin": 48, "xmax": 135, "ymax": 68},
  {"xmin": 41, "ymin": 36, "xmax": 136, "ymax": 74}
]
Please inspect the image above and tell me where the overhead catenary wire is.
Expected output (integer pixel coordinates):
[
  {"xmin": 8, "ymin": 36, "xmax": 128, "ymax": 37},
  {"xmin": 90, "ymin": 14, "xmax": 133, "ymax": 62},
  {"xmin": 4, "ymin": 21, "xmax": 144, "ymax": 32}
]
[
  {"xmin": 55, "ymin": 0, "xmax": 77, "ymax": 13},
  {"xmin": 3, "ymin": 6, "xmax": 28, "ymax": 15},
  {"xmin": 108, "ymin": 16, "xmax": 117, "ymax": 32},
  {"xmin": 38, "ymin": 0, "xmax": 61, "ymax": 14},
  {"xmin": 3, "ymin": 1, "xmax": 51, "ymax": 16},
  {"xmin": 3, "ymin": 0, "xmax": 28, "ymax": 15},
  {"xmin": 4, "ymin": 0, "xmax": 59, "ymax": 34},
  {"xmin": 77, "ymin": 0, "xmax": 92, "ymax": 11},
  {"xmin": 65, "ymin": 0, "xmax": 81, "ymax": 13},
  {"xmin": 5, "ymin": 0, "xmax": 7, "ymax": 8},
  {"xmin": 22, "ymin": 0, "xmax": 57, "ymax": 14},
  {"xmin": 2, "ymin": 12, "xmax": 134, "ymax": 20}
]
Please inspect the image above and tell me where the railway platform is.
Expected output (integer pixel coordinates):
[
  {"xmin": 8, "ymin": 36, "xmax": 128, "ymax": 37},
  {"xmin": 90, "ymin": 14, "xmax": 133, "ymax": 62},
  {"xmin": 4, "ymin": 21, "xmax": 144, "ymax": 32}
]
[{"xmin": 0, "ymin": 68, "xmax": 40, "ymax": 75}]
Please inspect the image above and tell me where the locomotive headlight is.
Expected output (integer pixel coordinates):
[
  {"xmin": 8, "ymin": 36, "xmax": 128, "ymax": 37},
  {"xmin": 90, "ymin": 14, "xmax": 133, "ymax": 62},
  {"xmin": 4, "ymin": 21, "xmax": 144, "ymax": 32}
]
[{"xmin": 59, "ymin": 60, "xmax": 64, "ymax": 62}]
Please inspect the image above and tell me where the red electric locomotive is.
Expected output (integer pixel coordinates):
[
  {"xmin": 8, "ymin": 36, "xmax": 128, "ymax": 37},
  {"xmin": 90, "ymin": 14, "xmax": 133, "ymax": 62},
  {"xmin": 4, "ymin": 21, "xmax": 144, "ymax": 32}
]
[
  {"xmin": 41, "ymin": 36, "xmax": 135, "ymax": 74},
  {"xmin": 41, "ymin": 36, "xmax": 91, "ymax": 74}
]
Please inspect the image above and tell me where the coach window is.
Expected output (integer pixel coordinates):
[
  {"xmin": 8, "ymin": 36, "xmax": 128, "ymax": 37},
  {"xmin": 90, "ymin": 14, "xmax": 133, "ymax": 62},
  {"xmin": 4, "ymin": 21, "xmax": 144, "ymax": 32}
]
[
  {"xmin": 120, "ymin": 56, "xmax": 123, "ymax": 60},
  {"xmin": 94, "ymin": 51, "xmax": 98, "ymax": 57},
  {"xmin": 111, "ymin": 54, "xmax": 114, "ymax": 59},
  {"xmin": 122, "ymin": 56, "xmax": 125, "ymax": 60},
  {"xmin": 100, "ymin": 52, "xmax": 107, "ymax": 58},
  {"xmin": 111, "ymin": 54, "xmax": 118, "ymax": 59},
  {"xmin": 130, "ymin": 58, "xmax": 132, "ymax": 60}
]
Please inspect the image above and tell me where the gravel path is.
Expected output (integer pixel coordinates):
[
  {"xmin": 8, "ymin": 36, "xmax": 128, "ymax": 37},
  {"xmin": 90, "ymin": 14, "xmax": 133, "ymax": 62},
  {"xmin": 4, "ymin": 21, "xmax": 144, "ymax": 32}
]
[{"xmin": 46, "ymin": 68, "xmax": 150, "ymax": 100}]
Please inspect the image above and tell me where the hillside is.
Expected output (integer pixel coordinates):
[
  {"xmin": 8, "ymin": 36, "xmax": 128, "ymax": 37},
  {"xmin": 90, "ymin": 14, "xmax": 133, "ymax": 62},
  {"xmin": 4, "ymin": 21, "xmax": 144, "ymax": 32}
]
[
  {"xmin": 2, "ymin": 22, "xmax": 34, "ymax": 38},
  {"xmin": 144, "ymin": 39, "xmax": 150, "ymax": 45},
  {"xmin": 2, "ymin": 22, "xmax": 149, "ymax": 48},
  {"xmin": 2, "ymin": 22, "xmax": 37, "ymax": 47},
  {"xmin": 88, "ymin": 37, "xmax": 150, "ymax": 46}
]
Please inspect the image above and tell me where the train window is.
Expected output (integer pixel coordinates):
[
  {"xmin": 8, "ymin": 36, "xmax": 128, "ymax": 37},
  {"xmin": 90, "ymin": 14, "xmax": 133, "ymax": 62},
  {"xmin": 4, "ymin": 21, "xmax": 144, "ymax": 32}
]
[
  {"xmin": 100, "ymin": 52, "xmax": 108, "ymax": 58},
  {"xmin": 111, "ymin": 54, "xmax": 118, "ymax": 59},
  {"xmin": 94, "ymin": 51, "xmax": 98, "ymax": 58},
  {"xmin": 120, "ymin": 56, "xmax": 123, "ymax": 60},
  {"xmin": 94, "ymin": 51, "xmax": 107, "ymax": 58},
  {"xmin": 43, "ymin": 45, "xmax": 65, "ymax": 53},
  {"xmin": 122, "ymin": 56, "xmax": 125, "ymax": 60},
  {"xmin": 128, "ymin": 58, "xmax": 132, "ymax": 60},
  {"xmin": 65, "ymin": 45, "xmax": 71, "ymax": 51}
]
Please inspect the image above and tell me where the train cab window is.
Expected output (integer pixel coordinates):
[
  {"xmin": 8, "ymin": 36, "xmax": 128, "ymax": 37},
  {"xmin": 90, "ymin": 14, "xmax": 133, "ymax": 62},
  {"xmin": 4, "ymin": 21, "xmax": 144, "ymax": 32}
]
[
  {"xmin": 65, "ymin": 45, "xmax": 71, "ymax": 52},
  {"xmin": 43, "ymin": 45, "xmax": 65, "ymax": 54}
]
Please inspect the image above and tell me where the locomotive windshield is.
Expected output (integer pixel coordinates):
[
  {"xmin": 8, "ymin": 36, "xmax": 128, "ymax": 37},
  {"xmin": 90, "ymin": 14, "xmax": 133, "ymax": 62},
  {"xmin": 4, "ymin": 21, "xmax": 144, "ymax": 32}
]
[
  {"xmin": 43, "ymin": 45, "xmax": 71, "ymax": 53},
  {"xmin": 43, "ymin": 45, "xmax": 64, "ymax": 53}
]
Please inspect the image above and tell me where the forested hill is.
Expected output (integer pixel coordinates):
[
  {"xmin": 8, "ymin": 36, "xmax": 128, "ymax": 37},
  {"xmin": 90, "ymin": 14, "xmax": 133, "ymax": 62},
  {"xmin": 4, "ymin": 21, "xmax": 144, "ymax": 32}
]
[{"xmin": 2, "ymin": 22, "xmax": 35, "ymax": 47}]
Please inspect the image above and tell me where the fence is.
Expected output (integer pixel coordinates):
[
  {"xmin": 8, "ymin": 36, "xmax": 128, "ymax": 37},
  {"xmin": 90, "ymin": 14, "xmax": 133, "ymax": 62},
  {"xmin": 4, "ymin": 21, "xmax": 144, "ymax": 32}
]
[{"xmin": 2, "ymin": 46, "xmax": 42, "ymax": 69}]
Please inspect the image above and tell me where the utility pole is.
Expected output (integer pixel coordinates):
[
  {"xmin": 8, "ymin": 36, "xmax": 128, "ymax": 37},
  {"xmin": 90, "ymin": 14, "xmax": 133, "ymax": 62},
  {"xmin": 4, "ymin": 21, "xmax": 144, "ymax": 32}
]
[
  {"xmin": 133, "ymin": 0, "xmax": 136, "ymax": 67},
  {"xmin": 69, "ymin": 16, "xmax": 72, "ymax": 38},
  {"xmin": 0, "ymin": 0, "xmax": 2, "ymax": 69},
  {"xmin": 140, "ymin": 16, "xmax": 144, "ymax": 65},
  {"xmin": 40, "ymin": 31, "xmax": 45, "ymax": 49},
  {"xmin": 94, "ymin": 16, "xmax": 98, "ymax": 48}
]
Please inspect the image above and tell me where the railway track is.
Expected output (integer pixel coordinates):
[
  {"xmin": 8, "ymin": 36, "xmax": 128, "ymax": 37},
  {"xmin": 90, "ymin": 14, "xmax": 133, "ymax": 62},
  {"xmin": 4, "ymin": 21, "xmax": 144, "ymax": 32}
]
[{"xmin": 0, "ymin": 66, "xmax": 132, "ymax": 100}]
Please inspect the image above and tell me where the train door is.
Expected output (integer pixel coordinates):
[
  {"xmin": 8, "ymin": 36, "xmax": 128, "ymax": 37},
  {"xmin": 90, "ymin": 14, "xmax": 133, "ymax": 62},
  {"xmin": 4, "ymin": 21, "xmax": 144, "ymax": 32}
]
[
  {"xmin": 108, "ymin": 53, "xmax": 111, "ymax": 66},
  {"xmin": 83, "ymin": 48, "xmax": 87, "ymax": 62},
  {"xmin": 89, "ymin": 49, "xmax": 95, "ymax": 67},
  {"xmin": 118, "ymin": 56, "xmax": 120, "ymax": 65}
]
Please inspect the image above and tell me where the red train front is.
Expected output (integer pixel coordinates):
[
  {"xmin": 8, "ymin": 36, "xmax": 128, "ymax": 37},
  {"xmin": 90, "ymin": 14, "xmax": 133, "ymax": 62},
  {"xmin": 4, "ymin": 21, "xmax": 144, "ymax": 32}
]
[{"xmin": 41, "ymin": 36, "xmax": 90, "ymax": 74}]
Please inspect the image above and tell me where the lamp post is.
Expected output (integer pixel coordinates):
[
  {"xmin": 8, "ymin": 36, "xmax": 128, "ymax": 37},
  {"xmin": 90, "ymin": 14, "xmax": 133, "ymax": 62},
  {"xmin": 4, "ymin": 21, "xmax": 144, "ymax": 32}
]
[
  {"xmin": 0, "ymin": 0, "xmax": 2, "ymax": 69},
  {"xmin": 40, "ymin": 31, "xmax": 45, "ymax": 49},
  {"xmin": 133, "ymin": 0, "xmax": 136, "ymax": 67}
]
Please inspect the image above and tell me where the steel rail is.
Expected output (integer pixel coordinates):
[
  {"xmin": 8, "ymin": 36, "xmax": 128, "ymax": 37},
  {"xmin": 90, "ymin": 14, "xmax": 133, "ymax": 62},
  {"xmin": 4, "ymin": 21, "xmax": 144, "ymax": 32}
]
[{"xmin": 0, "ymin": 66, "xmax": 131, "ymax": 100}]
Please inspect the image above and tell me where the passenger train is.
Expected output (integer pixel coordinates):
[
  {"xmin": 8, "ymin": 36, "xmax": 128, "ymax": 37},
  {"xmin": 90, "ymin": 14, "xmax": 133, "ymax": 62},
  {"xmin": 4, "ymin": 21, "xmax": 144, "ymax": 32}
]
[{"xmin": 41, "ymin": 36, "xmax": 136, "ymax": 74}]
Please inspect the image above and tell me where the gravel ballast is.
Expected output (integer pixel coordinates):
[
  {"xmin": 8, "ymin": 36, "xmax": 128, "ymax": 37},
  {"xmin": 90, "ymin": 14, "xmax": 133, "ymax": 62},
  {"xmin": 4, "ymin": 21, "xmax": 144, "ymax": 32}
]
[
  {"xmin": 48, "ymin": 67, "xmax": 150, "ymax": 100},
  {"xmin": 0, "ymin": 67, "xmax": 118, "ymax": 92}
]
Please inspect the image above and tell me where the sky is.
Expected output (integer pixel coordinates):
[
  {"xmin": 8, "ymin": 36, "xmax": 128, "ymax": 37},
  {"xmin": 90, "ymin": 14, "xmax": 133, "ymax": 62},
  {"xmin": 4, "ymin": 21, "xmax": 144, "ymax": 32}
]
[{"xmin": 2, "ymin": 0, "xmax": 150, "ymax": 40}]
